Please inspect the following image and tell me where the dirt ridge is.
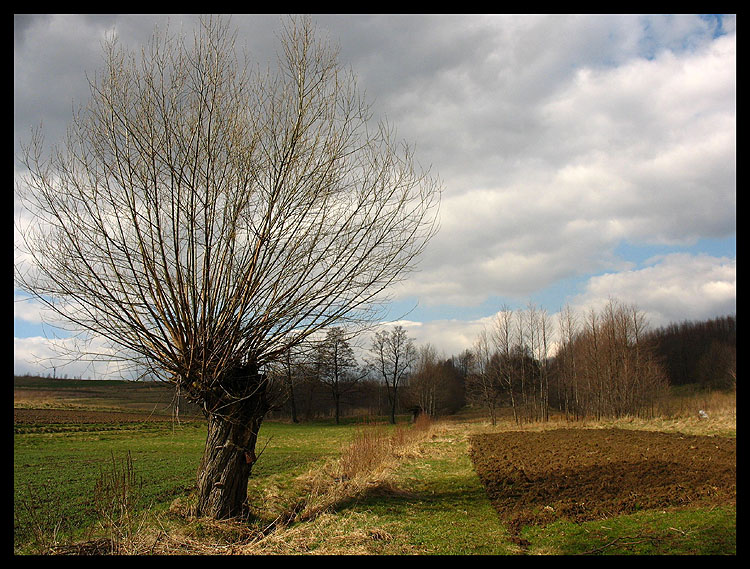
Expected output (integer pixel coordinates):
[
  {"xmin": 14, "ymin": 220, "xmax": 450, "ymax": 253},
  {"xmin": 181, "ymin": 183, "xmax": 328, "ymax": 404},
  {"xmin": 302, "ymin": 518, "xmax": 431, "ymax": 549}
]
[{"xmin": 469, "ymin": 428, "xmax": 736, "ymax": 540}]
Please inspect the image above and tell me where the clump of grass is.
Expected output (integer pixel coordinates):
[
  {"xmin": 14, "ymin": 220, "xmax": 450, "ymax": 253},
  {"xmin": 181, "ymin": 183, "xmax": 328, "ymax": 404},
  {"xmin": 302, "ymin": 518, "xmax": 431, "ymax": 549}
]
[
  {"xmin": 334, "ymin": 414, "xmax": 433, "ymax": 483},
  {"xmin": 91, "ymin": 451, "xmax": 148, "ymax": 554},
  {"xmin": 257, "ymin": 415, "xmax": 434, "ymax": 536},
  {"xmin": 337, "ymin": 422, "xmax": 391, "ymax": 479},
  {"xmin": 16, "ymin": 450, "xmax": 152, "ymax": 555},
  {"xmin": 600, "ymin": 389, "xmax": 737, "ymax": 437},
  {"xmin": 655, "ymin": 388, "xmax": 736, "ymax": 420},
  {"xmin": 15, "ymin": 483, "xmax": 74, "ymax": 554}
]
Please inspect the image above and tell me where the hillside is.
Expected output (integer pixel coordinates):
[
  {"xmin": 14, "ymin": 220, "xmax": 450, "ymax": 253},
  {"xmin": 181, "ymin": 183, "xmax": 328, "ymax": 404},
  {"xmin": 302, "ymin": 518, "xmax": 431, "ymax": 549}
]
[{"xmin": 13, "ymin": 375, "xmax": 203, "ymax": 418}]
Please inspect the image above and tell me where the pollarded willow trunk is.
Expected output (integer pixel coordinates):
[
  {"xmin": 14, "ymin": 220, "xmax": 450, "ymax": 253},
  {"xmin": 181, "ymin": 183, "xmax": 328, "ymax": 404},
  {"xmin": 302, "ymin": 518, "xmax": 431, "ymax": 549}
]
[{"xmin": 194, "ymin": 366, "xmax": 269, "ymax": 519}]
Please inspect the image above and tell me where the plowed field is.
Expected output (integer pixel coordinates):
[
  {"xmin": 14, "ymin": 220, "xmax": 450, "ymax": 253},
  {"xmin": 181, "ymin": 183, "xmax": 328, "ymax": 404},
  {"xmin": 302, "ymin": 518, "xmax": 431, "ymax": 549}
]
[
  {"xmin": 13, "ymin": 407, "xmax": 193, "ymax": 424},
  {"xmin": 469, "ymin": 428, "xmax": 736, "ymax": 543}
]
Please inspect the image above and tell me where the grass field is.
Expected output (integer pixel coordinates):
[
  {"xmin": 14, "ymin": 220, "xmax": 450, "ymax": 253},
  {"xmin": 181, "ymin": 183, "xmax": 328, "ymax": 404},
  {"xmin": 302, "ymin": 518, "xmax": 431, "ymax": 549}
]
[{"xmin": 13, "ymin": 377, "xmax": 736, "ymax": 555}]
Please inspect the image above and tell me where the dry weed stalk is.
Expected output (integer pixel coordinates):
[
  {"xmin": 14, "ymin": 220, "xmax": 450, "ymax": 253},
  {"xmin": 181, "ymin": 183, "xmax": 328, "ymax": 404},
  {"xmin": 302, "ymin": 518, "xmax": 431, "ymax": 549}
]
[
  {"xmin": 236, "ymin": 416, "xmax": 434, "ymax": 553},
  {"xmin": 16, "ymin": 483, "xmax": 73, "ymax": 554},
  {"xmin": 92, "ymin": 451, "xmax": 148, "ymax": 554},
  {"xmin": 121, "ymin": 417, "xmax": 434, "ymax": 555}
]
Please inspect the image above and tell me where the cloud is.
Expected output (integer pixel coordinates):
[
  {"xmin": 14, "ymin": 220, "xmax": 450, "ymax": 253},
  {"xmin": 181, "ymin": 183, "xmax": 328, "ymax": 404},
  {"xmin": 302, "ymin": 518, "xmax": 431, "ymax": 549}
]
[
  {"xmin": 14, "ymin": 293, "xmax": 45, "ymax": 324},
  {"xmin": 383, "ymin": 251, "xmax": 736, "ymax": 358},
  {"xmin": 389, "ymin": 22, "xmax": 735, "ymax": 308},
  {"xmin": 13, "ymin": 333, "xmax": 144, "ymax": 379},
  {"xmin": 13, "ymin": 15, "xmax": 735, "ymax": 373},
  {"xmin": 361, "ymin": 317, "xmax": 489, "ymax": 362},
  {"xmin": 570, "ymin": 253, "xmax": 736, "ymax": 328}
]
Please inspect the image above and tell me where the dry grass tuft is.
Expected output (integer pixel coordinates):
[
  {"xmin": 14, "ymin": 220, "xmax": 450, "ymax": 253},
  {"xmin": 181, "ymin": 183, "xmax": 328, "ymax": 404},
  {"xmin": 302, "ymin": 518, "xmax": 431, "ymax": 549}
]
[
  {"xmin": 231, "ymin": 511, "xmax": 401, "ymax": 555},
  {"xmin": 292, "ymin": 414, "xmax": 433, "ymax": 523},
  {"xmin": 460, "ymin": 389, "xmax": 736, "ymax": 438},
  {"xmin": 103, "ymin": 415, "xmax": 435, "ymax": 555},
  {"xmin": 230, "ymin": 415, "xmax": 434, "ymax": 554}
]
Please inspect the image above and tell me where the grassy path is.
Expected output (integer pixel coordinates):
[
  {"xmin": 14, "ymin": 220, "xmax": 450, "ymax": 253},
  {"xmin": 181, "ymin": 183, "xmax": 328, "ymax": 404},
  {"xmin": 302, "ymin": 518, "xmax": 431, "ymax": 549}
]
[
  {"xmin": 371, "ymin": 423, "xmax": 515, "ymax": 554},
  {"xmin": 252, "ymin": 422, "xmax": 516, "ymax": 555}
]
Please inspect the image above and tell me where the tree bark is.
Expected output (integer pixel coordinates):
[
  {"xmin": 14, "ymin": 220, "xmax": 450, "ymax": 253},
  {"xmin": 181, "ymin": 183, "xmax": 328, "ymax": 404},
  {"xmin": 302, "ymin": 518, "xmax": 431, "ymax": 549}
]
[
  {"xmin": 195, "ymin": 367, "xmax": 268, "ymax": 519},
  {"xmin": 196, "ymin": 413, "xmax": 263, "ymax": 519}
]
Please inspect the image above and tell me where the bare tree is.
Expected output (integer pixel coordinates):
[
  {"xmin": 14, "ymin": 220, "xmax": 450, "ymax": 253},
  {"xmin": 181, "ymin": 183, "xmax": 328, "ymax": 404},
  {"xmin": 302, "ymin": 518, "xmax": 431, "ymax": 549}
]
[
  {"xmin": 14, "ymin": 16, "xmax": 440, "ymax": 519},
  {"xmin": 315, "ymin": 327, "xmax": 364, "ymax": 424},
  {"xmin": 407, "ymin": 343, "xmax": 453, "ymax": 418},
  {"xmin": 526, "ymin": 303, "xmax": 551, "ymax": 422},
  {"xmin": 275, "ymin": 344, "xmax": 311, "ymax": 424},
  {"xmin": 556, "ymin": 303, "xmax": 580, "ymax": 420},
  {"xmin": 490, "ymin": 306, "xmax": 517, "ymax": 424},
  {"xmin": 368, "ymin": 325, "xmax": 416, "ymax": 424},
  {"xmin": 454, "ymin": 348, "xmax": 475, "ymax": 380},
  {"xmin": 467, "ymin": 328, "xmax": 502, "ymax": 425},
  {"xmin": 552, "ymin": 300, "xmax": 667, "ymax": 420}
]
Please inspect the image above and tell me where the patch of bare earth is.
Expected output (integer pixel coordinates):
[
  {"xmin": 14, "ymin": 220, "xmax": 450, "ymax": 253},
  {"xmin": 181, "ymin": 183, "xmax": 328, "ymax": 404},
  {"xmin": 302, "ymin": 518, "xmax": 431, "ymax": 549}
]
[
  {"xmin": 13, "ymin": 407, "xmax": 187, "ymax": 424},
  {"xmin": 469, "ymin": 428, "xmax": 736, "ymax": 544}
]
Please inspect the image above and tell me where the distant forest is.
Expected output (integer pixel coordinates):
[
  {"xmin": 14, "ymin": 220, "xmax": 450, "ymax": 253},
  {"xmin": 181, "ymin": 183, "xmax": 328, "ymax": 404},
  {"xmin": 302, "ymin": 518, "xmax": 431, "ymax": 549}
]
[
  {"xmin": 646, "ymin": 314, "xmax": 736, "ymax": 389},
  {"xmin": 267, "ymin": 312, "xmax": 736, "ymax": 423},
  {"xmin": 16, "ymin": 313, "xmax": 736, "ymax": 423}
]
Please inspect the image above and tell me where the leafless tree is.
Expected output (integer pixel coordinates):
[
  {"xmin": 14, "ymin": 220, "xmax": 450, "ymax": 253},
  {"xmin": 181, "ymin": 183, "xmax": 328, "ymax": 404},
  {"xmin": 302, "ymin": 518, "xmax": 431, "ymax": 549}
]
[
  {"xmin": 526, "ymin": 304, "xmax": 551, "ymax": 422},
  {"xmin": 556, "ymin": 303, "xmax": 580, "ymax": 419},
  {"xmin": 467, "ymin": 328, "xmax": 501, "ymax": 425},
  {"xmin": 407, "ymin": 343, "xmax": 447, "ymax": 417},
  {"xmin": 553, "ymin": 300, "xmax": 667, "ymax": 420},
  {"xmin": 368, "ymin": 325, "xmax": 416, "ymax": 424},
  {"xmin": 275, "ymin": 344, "xmax": 311, "ymax": 423},
  {"xmin": 14, "ymin": 16, "xmax": 440, "ymax": 519},
  {"xmin": 481, "ymin": 304, "xmax": 550, "ymax": 424},
  {"xmin": 454, "ymin": 348, "xmax": 475, "ymax": 380},
  {"xmin": 488, "ymin": 306, "xmax": 516, "ymax": 423},
  {"xmin": 314, "ymin": 327, "xmax": 364, "ymax": 424}
]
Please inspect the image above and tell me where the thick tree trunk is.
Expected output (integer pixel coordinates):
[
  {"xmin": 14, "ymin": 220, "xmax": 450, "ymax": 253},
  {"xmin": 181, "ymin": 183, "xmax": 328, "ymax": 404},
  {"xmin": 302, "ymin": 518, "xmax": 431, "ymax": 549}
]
[
  {"xmin": 196, "ymin": 412, "xmax": 262, "ymax": 519},
  {"xmin": 194, "ymin": 365, "xmax": 268, "ymax": 519}
]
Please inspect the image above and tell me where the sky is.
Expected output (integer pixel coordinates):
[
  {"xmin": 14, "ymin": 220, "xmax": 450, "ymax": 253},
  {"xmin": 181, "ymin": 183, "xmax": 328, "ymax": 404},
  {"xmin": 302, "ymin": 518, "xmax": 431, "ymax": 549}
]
[{"xmin": 14, "ymin": 14, "xmax": 736, "ymax": 378}]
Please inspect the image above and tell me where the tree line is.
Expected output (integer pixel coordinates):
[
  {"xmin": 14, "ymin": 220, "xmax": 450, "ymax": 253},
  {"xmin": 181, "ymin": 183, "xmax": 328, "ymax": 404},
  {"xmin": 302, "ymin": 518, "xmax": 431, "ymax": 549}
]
[
  {"xmin": 267, "ymin": 303, "xmax": 735, "ymax": 426},
  {"xmin": 267, "ymin": 325, "xmax": 465, "ymax": 424},
  {"xmin": 646, "ymin": 314, "xmax": 736, "ymax": 390}
]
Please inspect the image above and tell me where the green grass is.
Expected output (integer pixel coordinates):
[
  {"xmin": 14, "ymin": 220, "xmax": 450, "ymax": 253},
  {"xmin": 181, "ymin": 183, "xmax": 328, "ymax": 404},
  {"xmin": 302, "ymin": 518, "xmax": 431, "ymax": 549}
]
[
  {"xmin": 13, "ymin": 417, "xmax": 371, "ymax": 553},
  {"xmin": 332, "ymin": 429, "xmax": 512, "ymax": 554},
  {"xmin": 251, "ymin": 422, "xmax": 734, "ymax": 555},
  {"xmin": 523, "ymin": 505, "xmax": 736, "ymax": 555},
  {"xmin": 14, "ymin": 421, "xmax": 204, "ymax": 551},
  {"xmin": 14, "ymin": 414, "xmax": 736, "ymax": 555}
]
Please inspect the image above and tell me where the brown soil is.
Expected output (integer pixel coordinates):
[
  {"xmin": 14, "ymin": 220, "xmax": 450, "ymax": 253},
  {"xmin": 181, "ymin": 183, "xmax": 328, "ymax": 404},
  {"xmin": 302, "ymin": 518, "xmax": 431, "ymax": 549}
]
[
  {"xmin": 13, "ymin": 407, "xmax": 196, "ymax": 424},
  {"xmin": 469, "ymin": 428, "xmax": 736, "ymax": 542}
]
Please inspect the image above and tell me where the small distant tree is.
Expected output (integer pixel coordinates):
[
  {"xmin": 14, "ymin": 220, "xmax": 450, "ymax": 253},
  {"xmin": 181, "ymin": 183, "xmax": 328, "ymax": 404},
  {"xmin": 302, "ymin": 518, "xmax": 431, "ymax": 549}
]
[
  {"xmin": 405, "ymin": 349, "xmax": 465, "ymax": 418},
  {"xmin": 454, "ymin": 348, "xmax": 475, "ymax": 380},
  {"xmin": 405, "ymin": 343, "xmax": 439, "ymax": 417},
  {"xmin": 369, "ymin": 325, "xmax": 415, "ymax": 424},
  {"xmin": 276, "ymin": 345, "xmax": 310, "ymax": 423},
  {"xmin": 556, "ymin": 303, "xmax": 580, "ymax": 420},
  {"xmin": 696, "ymin": 340, "xmax": 736, "ymax": 390},
  {"xmin": 466, "ymin": 328, "xmax": 502, "ymax": 425},
  {"xmin": 315, "ymin": 327, "xmax": 364, "ymax": 424},
  {"xmin": 490, "ymin": 306, "xmax": 517, "ymax": 424}
]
